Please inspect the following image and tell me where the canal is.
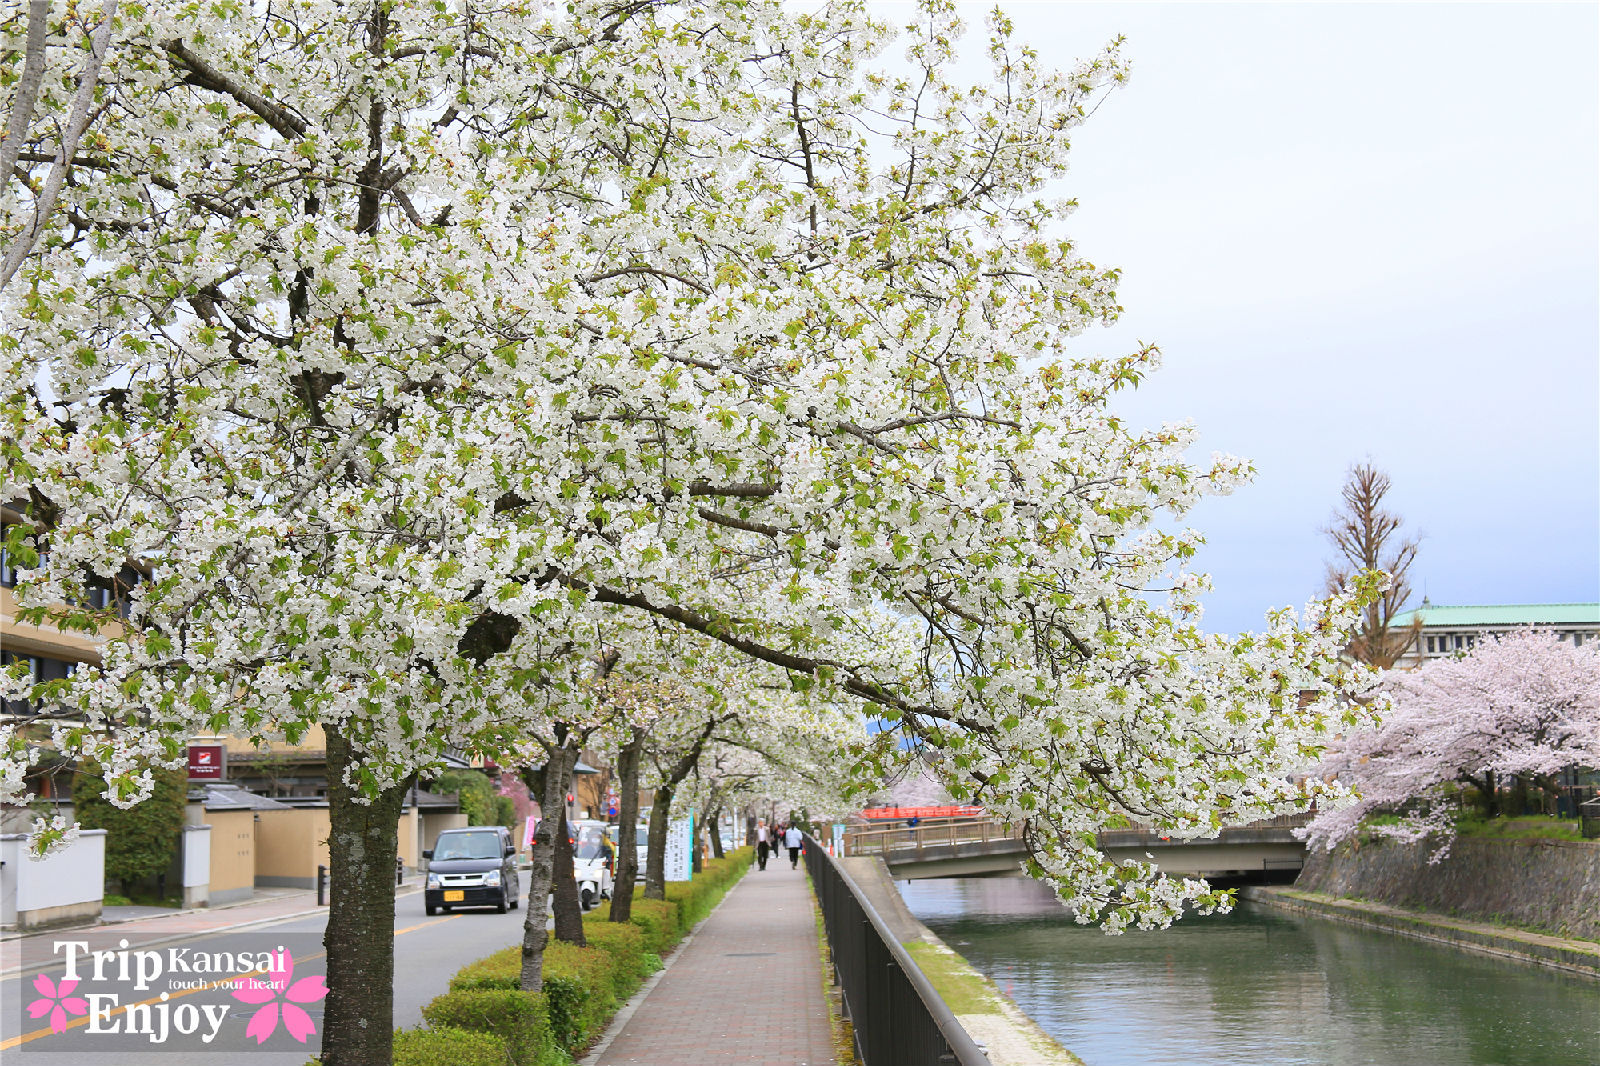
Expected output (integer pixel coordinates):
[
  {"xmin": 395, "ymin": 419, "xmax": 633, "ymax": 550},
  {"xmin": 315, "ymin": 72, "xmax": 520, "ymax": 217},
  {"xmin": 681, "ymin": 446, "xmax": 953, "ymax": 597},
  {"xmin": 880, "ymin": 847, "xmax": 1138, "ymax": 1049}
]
[{"xmin": 898, "ymin": 877, "xmax": 1600, "ymax": 1066}]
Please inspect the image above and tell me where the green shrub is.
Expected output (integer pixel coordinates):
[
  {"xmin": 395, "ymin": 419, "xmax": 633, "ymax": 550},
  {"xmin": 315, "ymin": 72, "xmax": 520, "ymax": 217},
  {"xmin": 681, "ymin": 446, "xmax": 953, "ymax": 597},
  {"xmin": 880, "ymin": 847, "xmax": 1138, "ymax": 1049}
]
[
  {"xmin": 450, "ymin": 946, "xmax": 520, "ymax": 992},
  {"xmin": 544, "ymin": 941, "xmax": 623, "ymax": 1047},
  {"xmin": 623, "ymin": 897, "xmax": 679, "ymax": 954},
  {"xmin": 421, "ymin": 989, "xmax": 551, "ymax": 1066},
  {"xmin": 577, "ymin": 920, "xmax": 649, "ymax": 994},
  {"xmin": 539, "ymin": 972, "xmax": 588, "ymax": 1053},
  {"xmin": 72, "ymin": 760, "xmax": 188, "ymax": 895},
  {"xmin": 432, "ymin": 770, "xmax": 516, "ymax": 828},
  {"xmin": 393, "ymin": 1025, "xmax": 510, "ymax": 1066}
]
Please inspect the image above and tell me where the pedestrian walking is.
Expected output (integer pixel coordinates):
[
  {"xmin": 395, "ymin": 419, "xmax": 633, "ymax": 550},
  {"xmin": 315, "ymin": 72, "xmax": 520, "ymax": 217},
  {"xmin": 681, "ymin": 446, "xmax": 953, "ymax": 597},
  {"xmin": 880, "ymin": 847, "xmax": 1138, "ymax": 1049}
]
[
  {"xmin": 784, "ymin": 823, "xmax": 803, "ymax": 869},
  {"xmin": 756, "ymin": 821, "xmax": 770, "ymax": 871}
]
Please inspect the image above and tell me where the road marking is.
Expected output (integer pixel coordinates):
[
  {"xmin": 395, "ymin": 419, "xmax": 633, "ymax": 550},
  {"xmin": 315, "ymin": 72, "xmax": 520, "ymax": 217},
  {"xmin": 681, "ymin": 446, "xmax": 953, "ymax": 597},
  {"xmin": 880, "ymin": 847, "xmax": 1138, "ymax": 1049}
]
[
  {"xmin": 391, "ymin": 914, "xmax": 457, "ymax": 936},
  {"xmin": 1, "ymin": 913, "xmax": 457, "ymax": 1049}
]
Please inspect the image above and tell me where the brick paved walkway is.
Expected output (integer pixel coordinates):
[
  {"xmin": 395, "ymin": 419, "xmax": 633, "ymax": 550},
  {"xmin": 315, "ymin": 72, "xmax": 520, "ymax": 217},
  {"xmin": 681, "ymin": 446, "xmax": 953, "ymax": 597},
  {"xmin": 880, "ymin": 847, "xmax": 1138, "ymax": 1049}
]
[{"xmin": 588, "ymin": 859, "xmax": 835, "ymax": 1065}]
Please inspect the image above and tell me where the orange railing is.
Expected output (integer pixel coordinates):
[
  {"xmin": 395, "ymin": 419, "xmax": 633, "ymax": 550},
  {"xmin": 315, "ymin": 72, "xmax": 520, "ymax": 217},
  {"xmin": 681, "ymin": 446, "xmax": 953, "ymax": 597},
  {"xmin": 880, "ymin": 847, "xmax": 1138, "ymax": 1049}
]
[{"xmin": 858, "ymin": 805, "xmax": 986, "ymax": 820}]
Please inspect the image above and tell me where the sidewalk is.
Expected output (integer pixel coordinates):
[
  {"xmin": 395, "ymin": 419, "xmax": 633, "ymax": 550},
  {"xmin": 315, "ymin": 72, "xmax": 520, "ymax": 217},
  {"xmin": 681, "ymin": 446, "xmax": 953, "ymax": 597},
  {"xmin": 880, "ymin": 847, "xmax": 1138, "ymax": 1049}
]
[{"xmin": 586, "ymin": 859, "xmax": 835, "ymax": 1066}]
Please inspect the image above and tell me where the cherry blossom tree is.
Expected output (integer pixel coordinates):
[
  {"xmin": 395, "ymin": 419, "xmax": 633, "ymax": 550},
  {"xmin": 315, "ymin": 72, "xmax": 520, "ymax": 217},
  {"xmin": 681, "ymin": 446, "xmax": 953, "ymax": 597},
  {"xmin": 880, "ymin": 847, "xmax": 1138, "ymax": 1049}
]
[
  {"xmin": 1303, "ymin": 629, "xmax": 1600, "ymax": 859},
  {"xmin": 3, "ymin": 1, "xmax": 1378, "ymax": 1060}
]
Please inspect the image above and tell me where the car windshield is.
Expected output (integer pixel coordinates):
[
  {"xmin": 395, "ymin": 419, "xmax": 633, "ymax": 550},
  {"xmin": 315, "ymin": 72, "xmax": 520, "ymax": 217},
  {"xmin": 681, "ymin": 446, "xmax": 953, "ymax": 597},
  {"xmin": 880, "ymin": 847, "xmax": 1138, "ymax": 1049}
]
[
  {"xmin": 433, "ymin": 831, "xmax": 501, "ymax": 861},
  {"xmin": 574, "ymin": 840, "xmax": 607, "ymax": 860},
  {"xmin": 636, "ymin": 827, "xmax": 650, "ymax": 847}
]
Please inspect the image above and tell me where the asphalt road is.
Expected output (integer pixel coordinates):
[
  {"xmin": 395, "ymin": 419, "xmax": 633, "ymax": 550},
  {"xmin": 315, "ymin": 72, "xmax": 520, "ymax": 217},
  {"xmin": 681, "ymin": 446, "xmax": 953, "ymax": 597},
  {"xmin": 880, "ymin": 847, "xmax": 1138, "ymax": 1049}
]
[{"xmin": 0, "ymin": 890, "xmax": 533, "ymax": 1063}]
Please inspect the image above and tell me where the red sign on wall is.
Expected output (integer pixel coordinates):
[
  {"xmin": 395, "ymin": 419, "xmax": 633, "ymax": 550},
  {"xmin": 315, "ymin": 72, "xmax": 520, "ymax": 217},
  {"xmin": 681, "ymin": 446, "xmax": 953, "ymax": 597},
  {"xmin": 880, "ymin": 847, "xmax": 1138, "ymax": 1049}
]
[{"xmin": 187, "ymin": 744, "xmax": 226, "ymax": 781}]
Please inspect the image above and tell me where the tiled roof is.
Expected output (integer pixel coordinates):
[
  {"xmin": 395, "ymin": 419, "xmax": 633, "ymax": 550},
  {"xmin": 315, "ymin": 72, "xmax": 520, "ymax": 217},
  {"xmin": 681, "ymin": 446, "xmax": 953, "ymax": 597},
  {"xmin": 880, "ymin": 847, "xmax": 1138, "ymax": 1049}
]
[
  {"xmin": 1391, "ymin": 603, "xmax": 1600, "ymax": 628},
  {"xmin": 191, "ymin": 783, "xmax": 293, "ymax": 810}
]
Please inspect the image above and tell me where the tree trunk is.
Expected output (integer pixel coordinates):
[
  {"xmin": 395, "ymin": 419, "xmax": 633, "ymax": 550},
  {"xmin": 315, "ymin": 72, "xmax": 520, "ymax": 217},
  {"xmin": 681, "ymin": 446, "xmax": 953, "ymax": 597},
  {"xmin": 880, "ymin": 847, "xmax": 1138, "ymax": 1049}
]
[
  {"xmin": 707, "ymin": 802, "xmax": 724, "ymax": 859},
  {"xmin": 643, "ymin": 785, "xmax": 673, "ymax": 901},
  {"xmin": 323, "ymin": 725, "xmax": 409, "ymax": 1066},
  {"xmin": 644, "ymin": 715, "xmax": 722, "ymax": 900},
  {"xmin": 609, "ymin": 727, "xmax": 644, "ymax": 924},
  {"xmin": 519, "ymin": 743, "xmax": 576, "ymax": 990},
  {"xmin": 552, "ymin": 765, "xmax": 585, "ymax": 946}
]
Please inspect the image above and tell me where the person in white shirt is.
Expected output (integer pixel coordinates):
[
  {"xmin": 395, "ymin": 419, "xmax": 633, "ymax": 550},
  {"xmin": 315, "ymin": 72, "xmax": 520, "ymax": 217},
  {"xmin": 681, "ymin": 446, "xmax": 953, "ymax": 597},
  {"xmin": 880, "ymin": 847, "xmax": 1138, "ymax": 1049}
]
[
  {"xmin": 755, "ymin": 822, "xmax": 771, "ymax": 871},
  {"xmin": 783, "ymin": 824, "xmax": 803, "ymax": 869}
]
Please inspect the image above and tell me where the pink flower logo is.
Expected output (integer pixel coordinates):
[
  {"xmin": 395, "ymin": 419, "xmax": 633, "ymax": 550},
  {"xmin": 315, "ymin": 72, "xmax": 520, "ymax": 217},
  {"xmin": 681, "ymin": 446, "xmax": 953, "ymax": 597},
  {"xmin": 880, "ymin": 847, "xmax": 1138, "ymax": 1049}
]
[
  {"xmin": 26, "ymin": 973, "xmax": 89, "ymax": 1033},
  {"xmin": 231, "ymin": 949, "xmax": 326, "ymax": 1044}
]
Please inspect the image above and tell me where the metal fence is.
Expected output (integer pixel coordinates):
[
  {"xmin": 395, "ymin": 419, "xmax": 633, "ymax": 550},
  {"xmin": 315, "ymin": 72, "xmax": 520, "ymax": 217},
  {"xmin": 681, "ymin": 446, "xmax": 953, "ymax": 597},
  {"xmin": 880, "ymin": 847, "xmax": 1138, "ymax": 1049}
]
[
  {"xmin": 804, "ymin": 836, "xmax": 990, "ymax": 1066},
  {"xmin": 1580, "ymin": 799, "xmax": 1600, "ymax": 840}
]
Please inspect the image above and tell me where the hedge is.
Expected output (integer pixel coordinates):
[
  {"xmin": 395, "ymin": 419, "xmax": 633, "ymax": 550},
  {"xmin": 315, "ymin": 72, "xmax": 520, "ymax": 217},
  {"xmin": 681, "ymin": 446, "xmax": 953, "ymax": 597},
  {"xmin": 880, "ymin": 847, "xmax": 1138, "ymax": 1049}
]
[
  {"xmin": 392, "ymin": 1025, "xmax": 510, "ymax": 1066},
  {"xmin": 429, "ymin": 844, "xmax": 753, "ymax": 1059},
  {"xmin": 420, "ymin": 988, "xmax": 558, "ymax": 1066}
]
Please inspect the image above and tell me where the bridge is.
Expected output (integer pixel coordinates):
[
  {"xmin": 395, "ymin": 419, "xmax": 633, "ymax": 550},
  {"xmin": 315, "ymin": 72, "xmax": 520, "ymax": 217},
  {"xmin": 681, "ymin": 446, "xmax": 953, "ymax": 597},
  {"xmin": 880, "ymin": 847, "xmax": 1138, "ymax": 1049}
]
[{"xmin": 842, "ymin": 814, "xmax": 1311, "ymax": 881}]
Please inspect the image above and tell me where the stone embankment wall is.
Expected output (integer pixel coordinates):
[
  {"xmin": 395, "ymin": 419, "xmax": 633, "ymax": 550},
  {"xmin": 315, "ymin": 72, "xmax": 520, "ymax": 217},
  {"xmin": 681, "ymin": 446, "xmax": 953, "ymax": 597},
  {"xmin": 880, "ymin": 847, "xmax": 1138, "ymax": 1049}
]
[{"xmin": 1296, "ymin": 836, "xmax": 1600, "ymax": 940}]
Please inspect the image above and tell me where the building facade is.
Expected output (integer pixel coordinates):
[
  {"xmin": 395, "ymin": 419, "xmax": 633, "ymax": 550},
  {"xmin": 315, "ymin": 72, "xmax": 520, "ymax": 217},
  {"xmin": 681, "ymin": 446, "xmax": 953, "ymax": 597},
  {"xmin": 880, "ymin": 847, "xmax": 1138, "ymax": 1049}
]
[{"xmin": 1389, "ymin": 601, "xmax": 1600, "ymax": 670}]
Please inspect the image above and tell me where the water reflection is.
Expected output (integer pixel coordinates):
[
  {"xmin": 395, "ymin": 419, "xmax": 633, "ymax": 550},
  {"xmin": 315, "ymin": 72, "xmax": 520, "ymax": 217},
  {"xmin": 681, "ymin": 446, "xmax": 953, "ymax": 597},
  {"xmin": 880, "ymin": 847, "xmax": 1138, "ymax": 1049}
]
[{"xmin": 899, "ymin": 877, "xmax": 1600, "ymax": 1066}]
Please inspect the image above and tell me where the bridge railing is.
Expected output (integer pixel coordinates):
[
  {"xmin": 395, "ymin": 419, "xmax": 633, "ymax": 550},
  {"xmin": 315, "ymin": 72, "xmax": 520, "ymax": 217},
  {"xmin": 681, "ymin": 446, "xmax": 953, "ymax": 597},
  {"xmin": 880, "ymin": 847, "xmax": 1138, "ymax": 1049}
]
[
  {"xmin": 844, "ymin": 811, "xmax": 1314, "ymax": 857},
  {"xmin": 843, "ymin": 817, "xmax": 1022, "ymax": 857},
  {"xmin": 804, "ymin": 835, "xmax": 990, "ymax": 1066}
]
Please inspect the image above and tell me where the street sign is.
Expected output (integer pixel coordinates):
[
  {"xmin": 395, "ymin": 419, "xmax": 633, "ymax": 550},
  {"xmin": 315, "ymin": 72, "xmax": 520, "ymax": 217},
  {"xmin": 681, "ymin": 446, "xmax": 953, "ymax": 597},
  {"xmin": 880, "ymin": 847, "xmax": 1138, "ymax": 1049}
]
[
  {"xmin": 186, "ymin": 743, "xmax": 226, "ymax": 781},
  {"xmin": 663, "ymin": 811, "xmax": 693, "ymax": 881},
  {"xmin": 607, "ymin": 805, "xmax": 618, "ymax": 818}
]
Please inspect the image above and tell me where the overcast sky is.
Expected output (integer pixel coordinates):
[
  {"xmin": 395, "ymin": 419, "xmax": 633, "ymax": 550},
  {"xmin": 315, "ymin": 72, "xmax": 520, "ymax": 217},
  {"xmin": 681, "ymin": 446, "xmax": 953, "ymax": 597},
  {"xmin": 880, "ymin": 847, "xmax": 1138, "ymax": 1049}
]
[{"xmin": 883, "ymin": 1, "xmax": 1599, "ymax": 634}]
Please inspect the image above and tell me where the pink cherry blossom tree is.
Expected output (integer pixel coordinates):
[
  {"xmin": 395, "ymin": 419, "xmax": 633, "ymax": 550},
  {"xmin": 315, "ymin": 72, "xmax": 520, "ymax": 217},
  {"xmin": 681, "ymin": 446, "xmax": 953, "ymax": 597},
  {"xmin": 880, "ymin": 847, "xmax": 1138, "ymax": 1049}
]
[{"xmin": 1304, "ymin": 629, "xmax": 1600, "ymax": 859}]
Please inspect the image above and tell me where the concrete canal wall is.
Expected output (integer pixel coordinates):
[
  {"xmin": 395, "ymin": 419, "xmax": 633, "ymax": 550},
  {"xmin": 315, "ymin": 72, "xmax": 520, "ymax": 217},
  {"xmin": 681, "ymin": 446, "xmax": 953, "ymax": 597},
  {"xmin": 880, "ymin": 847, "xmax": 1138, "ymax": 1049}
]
[
  {"xmin": 842, "ymin": 856, "xmax": 1084, "ymax": 1066},
  {"xmin": 1242, "ymin": 886, "xmax": 1600, "ymax": 979},
  {"xmin": 1294, "ymin": 835, "xmax": 1600, "ymax": 941}
]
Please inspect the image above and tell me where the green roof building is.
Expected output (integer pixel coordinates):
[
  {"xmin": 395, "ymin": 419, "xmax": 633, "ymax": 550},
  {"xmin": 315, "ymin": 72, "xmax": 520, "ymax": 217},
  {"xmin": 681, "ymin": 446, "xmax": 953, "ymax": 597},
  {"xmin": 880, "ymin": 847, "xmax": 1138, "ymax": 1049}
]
[{"xmin": 1389, "ymin": 600, "xmax": 1599, "ymax": 667}]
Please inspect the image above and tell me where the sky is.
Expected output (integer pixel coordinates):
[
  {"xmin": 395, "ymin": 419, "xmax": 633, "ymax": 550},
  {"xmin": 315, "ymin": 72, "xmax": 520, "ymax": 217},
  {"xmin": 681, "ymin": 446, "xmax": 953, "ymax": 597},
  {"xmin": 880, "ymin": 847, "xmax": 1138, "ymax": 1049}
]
[{"xmin": 878, "ymin": 1, "xmax": 1600, "ymax": 634}]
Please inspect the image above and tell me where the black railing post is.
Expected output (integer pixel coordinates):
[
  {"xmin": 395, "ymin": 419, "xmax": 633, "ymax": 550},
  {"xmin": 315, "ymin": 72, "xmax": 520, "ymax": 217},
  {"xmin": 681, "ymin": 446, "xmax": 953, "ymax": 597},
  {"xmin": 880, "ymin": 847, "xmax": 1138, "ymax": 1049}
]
[
  {"xmin": 803, "ymin": 834, "xmax": 989, "ymax": 1066},
  {"xmin": 316, "ymin": 864, "xmax": 328, "ymax": 906}
]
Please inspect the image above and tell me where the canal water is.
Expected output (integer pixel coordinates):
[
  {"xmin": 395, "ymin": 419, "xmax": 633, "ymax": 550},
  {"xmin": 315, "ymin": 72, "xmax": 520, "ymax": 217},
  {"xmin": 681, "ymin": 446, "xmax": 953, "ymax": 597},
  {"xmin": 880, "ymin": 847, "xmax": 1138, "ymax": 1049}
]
[{"xmin": 898, "ymin": 877, "xmax": 1600, "ymax": 1066}]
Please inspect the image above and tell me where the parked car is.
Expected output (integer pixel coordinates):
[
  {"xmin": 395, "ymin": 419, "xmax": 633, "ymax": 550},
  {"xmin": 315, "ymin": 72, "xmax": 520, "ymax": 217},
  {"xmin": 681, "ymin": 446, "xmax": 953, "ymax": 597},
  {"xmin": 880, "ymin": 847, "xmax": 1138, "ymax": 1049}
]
[{"xmin": 424, "ymin": 826, "xmax": 519, "ymax": 915}]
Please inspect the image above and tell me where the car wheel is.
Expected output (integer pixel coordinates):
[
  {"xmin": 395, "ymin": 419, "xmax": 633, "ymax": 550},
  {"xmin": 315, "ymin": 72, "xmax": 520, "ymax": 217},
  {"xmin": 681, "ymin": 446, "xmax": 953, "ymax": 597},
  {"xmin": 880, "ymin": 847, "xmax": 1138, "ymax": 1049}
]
[
  {"xmin": 496, "ymin": 890, "xmax": 509, "ymax": 914},
  {"xmin": 426, "ymin": 903, "xmax": 438, "ymax": 916},
  {"xmin": 580, "ymin": 887, "xmax": 594, "ymax": 910}
]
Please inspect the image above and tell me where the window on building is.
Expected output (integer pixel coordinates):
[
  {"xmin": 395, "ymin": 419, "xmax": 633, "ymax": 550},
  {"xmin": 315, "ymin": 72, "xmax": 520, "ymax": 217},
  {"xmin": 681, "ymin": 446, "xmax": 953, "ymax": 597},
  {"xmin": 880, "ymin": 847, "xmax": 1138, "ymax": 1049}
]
[{"xmin": 0, "ymin": 525, "xmax": 16, "ymax": 588}]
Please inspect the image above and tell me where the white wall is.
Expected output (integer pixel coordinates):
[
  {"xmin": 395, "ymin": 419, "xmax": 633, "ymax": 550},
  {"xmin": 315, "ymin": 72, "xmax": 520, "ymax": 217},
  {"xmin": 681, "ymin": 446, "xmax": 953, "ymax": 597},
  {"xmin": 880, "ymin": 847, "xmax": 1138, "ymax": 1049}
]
[
  {"xmin": 182, "ymin": 824, "xmax": 211, "ymax": 888},
  {"xmin": 181, "ymin": 824, "xmax": 211, "ymax": 908},
  {"xmin": 0, "ymin": 829, "xmax": 107, "ymax": 927}
]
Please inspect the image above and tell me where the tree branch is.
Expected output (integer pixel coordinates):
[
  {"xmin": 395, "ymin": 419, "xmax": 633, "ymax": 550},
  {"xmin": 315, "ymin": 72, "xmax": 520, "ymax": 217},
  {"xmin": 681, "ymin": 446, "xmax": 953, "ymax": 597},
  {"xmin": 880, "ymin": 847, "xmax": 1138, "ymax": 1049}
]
[{"xmin": 161, "ymin": 39, "xmax": 308, "ymax": 140}]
